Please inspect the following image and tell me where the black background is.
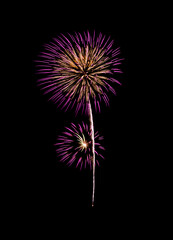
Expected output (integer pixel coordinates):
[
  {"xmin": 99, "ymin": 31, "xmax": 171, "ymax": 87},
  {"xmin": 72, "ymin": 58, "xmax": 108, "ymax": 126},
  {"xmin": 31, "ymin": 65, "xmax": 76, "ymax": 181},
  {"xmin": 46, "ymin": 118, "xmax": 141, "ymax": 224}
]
[{"xmin": 10, "ymin": 1, "xmax": 160, "ymax": 236}]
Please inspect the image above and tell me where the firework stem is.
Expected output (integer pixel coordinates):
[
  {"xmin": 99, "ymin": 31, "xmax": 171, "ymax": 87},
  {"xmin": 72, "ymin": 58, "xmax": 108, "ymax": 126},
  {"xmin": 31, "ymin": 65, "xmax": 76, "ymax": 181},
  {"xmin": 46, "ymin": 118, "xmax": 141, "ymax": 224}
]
[{"xmin": 88, "ymin": 99, "xmax": 95, "ymax": 207}]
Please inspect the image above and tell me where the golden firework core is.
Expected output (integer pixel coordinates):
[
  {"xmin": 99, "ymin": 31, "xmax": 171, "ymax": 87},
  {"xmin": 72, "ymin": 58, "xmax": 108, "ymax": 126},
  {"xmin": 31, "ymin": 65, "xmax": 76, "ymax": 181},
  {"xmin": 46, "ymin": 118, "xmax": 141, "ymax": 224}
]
[{"xmin": 82, "ymin": 141, "xmax": 87, "ymax": 148}]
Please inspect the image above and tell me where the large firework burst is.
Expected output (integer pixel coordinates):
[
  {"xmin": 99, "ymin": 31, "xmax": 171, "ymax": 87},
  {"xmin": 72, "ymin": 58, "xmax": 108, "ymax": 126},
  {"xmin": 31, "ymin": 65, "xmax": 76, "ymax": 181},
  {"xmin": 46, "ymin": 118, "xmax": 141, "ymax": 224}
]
[
  {"xmin": 36, "ymin": 31, "xmax": 122, "ymax": 114},
  {"xmin": 55, "ymin": 122, "xmax": 105, "ymax": 170}
]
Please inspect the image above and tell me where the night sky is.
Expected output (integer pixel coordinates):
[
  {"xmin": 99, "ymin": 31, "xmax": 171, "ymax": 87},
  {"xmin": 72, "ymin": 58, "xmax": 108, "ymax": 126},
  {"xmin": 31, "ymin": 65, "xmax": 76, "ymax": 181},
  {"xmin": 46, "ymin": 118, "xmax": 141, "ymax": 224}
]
[{"xmin": 13, "ymin": 2, "xmax": 157, "ymax": 235}]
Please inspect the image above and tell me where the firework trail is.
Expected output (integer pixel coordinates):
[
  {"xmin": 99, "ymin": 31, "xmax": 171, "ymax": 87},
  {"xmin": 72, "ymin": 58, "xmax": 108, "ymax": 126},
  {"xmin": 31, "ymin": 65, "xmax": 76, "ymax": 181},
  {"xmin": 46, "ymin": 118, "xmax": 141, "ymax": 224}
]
[
  {"xmin": 55, "ymin": 122, "xmax": 105, "ymax": 169},
  {"xmin": 36, "ymin": 31, "xmax": 123, "ymax": 206}
]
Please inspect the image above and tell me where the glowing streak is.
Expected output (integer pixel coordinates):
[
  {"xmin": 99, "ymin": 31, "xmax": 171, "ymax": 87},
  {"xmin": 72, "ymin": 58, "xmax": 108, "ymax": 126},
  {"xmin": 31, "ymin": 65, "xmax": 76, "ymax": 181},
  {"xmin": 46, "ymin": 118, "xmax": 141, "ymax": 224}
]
[{"xmin": 88, "ymin": 100, "xmax": 95, "ymax": 207}]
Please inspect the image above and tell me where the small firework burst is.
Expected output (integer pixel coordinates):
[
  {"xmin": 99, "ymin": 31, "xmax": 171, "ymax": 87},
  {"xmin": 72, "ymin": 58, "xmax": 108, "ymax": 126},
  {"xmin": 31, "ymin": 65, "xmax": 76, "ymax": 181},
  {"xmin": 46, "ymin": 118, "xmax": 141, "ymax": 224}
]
[
  {"xmin": 36, "ymin": 31, "xmax": 123, "ymax": 114},
  {"xmin": 55, "ymin": 122, "xmax": 105, "ymax": 170}
]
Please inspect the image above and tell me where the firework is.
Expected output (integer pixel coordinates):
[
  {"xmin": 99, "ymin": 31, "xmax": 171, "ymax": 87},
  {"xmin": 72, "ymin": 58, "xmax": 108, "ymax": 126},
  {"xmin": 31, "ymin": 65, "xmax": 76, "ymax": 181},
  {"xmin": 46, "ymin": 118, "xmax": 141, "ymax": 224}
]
[
  {"xmin": 36, "ymin": 31, "xmax": 123, "ymax": 207},
  {"xmin": 36, "ymin": 31, "xmax": 122, "ymax": 114},
  {"xmin": 55, "ymin": 122, "xmax": 105, "ymax": 170}
]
